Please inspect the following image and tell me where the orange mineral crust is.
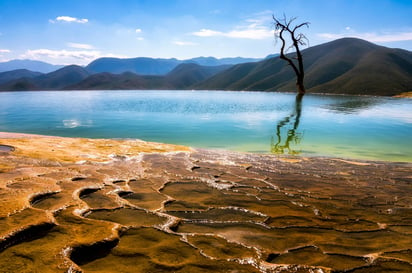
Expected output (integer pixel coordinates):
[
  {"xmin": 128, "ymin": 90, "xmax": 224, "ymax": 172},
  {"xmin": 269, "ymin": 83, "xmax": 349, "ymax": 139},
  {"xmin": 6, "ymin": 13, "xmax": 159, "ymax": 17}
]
[{"xmin": 0, "ymin": 134, "xmax": 411, "ymax": 272}]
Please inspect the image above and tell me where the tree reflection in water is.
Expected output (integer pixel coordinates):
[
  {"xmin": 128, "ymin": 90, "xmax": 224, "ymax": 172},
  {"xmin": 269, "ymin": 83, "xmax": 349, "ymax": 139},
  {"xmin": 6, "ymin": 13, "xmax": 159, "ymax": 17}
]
[{"xmin": 271, "ymin": 95, "xmax": 304, "ymax": 155}]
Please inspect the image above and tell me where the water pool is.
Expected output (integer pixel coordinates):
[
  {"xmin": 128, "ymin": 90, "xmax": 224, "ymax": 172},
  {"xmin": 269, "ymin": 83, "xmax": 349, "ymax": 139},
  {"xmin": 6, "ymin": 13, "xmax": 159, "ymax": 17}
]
[{"xmin": 1, "ymin": 90, "xmax": 411, "ymax": 162}]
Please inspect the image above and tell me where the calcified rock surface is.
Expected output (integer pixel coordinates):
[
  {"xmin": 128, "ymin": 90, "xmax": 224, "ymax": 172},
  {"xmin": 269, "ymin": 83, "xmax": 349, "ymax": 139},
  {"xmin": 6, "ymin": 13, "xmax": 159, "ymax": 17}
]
[{"xmin": 0, "ymin": 134, "xmax": 411, "ymax": 273}]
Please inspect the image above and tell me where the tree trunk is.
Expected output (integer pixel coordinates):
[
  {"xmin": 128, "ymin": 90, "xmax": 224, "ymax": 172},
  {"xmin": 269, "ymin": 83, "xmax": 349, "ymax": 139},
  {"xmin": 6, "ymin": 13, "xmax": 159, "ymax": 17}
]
[{"xmin": 296, "ymin": 79, "xmax": 306, "ymax": 96}]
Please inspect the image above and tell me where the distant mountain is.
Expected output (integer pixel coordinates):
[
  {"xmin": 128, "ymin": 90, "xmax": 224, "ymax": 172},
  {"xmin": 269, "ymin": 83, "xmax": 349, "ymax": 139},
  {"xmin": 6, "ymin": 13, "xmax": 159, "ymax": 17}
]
[
  {"xmin": 0, "ymin": 65, "xmax": 90, "ymax": 91},
  {"xmin": 67, "ymin": 63, "xmax": 230, "ymax": 90},
  {"xmin": 86, "ymin": 57, "xmax": 181, "ymax": 75},
  {"xmin": 194, "ymin": 38, "xmax": 412, "ymax": 96},
  {"xmin": 188, "ymin": 57, "xmax": 262, "ymax": 66},
  {"xmin": 0, "ymin": 59, "xmax": 63, "ymax": 73},
  {"xmin": 0, "ymin": 69, "xmax": 43, "ymax": 84},
  {"xmin": 264, "ymin": 54, "xmax": 279, "ymax": 59},
  {"xmin": 85, "ymin": 56, "xmax": 260, "ymax": 75}
]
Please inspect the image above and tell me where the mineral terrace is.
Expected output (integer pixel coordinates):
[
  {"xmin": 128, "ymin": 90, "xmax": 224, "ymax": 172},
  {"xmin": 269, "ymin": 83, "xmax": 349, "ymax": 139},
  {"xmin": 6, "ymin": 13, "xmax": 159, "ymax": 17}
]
[{"xmin": 0, "ymin": 133, "xmax": 411, "ymax": 272}]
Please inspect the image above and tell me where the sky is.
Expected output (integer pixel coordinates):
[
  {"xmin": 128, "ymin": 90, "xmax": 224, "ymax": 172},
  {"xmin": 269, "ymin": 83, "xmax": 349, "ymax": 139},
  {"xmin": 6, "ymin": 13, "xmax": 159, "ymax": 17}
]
[{"xmin": 0, "ymin": 0, "xmax": 411, "ymax": 65}]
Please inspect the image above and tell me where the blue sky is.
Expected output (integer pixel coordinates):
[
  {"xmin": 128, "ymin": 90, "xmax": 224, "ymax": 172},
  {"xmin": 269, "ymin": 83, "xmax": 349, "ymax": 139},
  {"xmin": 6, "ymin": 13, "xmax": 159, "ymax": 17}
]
[{"xmin": 0, "ymin": 0, "xmax": 411, "ymax": 65}]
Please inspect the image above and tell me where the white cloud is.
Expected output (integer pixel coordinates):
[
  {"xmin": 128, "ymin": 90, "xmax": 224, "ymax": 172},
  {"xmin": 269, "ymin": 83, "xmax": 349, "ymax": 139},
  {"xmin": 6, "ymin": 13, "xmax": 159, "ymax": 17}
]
[
  {"xmin": 193, "ymin": 26, "xmax": 272, "ymax": 39},
  {"xmin": 23, "ymin": 48, "xmax": 100, "ymax": 61},
  {"xmin": 0, "ymin": 49, "xmax": 11, "ymax": 59},
  {"xmin": 173, "ymin": 41, "xmax": 198, "ymax": 46},
  {"xmin": 318, "ymin": 31, "xmax": 412, "ymax": 43},
  {"xmin": 104, "ymin": 53, "xmax": 129, "ymax": 58},
  {"xmin": 50, "ymin": 16, "xmax": 89, "ymax": 24},
  {"xmin": 193, "ymin": 28, "xmax": 223, "ymax": 37},
  {"xmin": 21, "ymin": 48, "xmax": 128, "ymax": 65},
  {"xmin": 134, "ymin": 28, "xmax": 144, "ymax": 40},
  {"xmin": 226, "ymin": 27, "xmax": 272, "ymax": 39},
  {"xmin": 192, "ymin": 16, "xmax": 272, "ymax": 40},
  {"xmin": 67, "ymin": 42, "xmax": 94, "ymax": 49}
]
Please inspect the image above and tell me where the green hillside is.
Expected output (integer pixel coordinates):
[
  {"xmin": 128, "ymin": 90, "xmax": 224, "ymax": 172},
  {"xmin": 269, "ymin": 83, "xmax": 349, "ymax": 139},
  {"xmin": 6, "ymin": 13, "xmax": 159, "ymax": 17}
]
[{"xmin": 194, "ymin": 38, "xmax": 412, "ymax": 96}]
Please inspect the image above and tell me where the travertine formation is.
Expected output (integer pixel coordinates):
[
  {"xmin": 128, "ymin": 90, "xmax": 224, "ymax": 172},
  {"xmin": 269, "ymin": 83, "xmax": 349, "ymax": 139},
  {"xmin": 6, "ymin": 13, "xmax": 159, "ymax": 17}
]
[{"xmin": 0, "ymin": 134, "xmax": 411, "ymax": 272}]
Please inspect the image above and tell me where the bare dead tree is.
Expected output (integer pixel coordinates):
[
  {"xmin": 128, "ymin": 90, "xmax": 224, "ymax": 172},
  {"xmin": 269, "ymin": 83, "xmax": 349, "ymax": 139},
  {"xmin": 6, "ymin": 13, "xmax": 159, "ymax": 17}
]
[{"xmin": 273, "ymin": 15, "xmax": 309, "ymax": 98}]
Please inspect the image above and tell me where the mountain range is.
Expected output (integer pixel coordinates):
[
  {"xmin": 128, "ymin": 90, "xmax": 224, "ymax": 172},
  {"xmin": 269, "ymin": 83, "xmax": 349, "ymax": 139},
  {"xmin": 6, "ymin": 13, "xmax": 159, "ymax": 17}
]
[
  {"xmin": 0, "ymin": 59, "xmax": 64, "ymax": 73},
  {"xmin": 0, "ymin": 56, "xmax": 260, "ymax": 75},
  {"xmin": 65, "ymin": 63, "xmax": 230, "ymax": 90},
  {"xmin": 86, "ymin": 56, "xmax": 261, "ymax": 75},
  {"xmin": 0, "ymin": 38, "xmax": 411, "ymax": 96}
]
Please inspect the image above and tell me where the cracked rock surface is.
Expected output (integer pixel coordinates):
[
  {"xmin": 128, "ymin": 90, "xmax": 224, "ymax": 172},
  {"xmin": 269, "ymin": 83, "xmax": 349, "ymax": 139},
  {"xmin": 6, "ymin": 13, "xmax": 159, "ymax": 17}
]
[{"xmin": 0, "ymin": 134, "xmax": 411, "ymax": 272}]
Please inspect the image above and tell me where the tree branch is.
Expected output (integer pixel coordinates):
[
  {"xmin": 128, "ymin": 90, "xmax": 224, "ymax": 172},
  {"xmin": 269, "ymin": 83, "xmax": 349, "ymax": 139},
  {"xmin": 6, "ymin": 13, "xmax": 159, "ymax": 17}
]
[{"xmin": 273, "ymin": 14, "xmax": 309, "ymax": 95}]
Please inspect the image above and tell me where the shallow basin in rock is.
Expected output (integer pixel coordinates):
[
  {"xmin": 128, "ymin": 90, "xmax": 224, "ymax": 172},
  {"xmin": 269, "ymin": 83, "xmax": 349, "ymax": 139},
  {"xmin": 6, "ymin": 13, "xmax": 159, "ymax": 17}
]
[{"xmin": 0, "ymin": 145, "xmax": 14, "ymax": 153}]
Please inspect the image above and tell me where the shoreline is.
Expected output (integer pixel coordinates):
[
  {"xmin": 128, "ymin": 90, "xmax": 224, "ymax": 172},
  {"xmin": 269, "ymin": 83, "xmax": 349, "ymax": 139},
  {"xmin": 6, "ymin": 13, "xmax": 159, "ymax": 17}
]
[
  {"xmin": 0, "ymin": 131, "xmax": 63, "ymax": 138},
  {"xmin": 1, "ymin": 131, "xmax": 410, "ymax": 164},
  {"xmin": 1, "ymin": 88, "xmax": 412, "ymax": 98}
]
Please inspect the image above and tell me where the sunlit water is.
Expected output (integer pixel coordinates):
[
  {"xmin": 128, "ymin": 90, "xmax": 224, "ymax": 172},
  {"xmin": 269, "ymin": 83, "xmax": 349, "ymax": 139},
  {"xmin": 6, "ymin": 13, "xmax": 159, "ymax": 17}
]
[{"xmin": 0, "ymin": 90, "xmax": 411, "ymax": 162}]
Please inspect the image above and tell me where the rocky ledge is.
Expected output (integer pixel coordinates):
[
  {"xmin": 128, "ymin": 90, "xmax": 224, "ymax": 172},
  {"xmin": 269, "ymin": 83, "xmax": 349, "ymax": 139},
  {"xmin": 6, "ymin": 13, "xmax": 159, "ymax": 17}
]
[{"xmin": 0, "ymin": 133, "xmax": 411, "ymax": 273}]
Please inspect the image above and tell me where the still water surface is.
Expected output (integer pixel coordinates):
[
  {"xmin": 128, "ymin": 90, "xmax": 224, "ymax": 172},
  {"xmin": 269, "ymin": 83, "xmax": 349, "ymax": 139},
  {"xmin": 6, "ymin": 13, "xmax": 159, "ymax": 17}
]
[{"xmin": 0, "ymin": 90, "xmax": 411, "ymax": 162}]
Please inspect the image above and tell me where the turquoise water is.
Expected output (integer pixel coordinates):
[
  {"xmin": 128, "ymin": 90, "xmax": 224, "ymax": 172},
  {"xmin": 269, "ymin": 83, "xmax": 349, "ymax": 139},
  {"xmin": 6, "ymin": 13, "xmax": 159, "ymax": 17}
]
[{"xmin": 0, "ymin": 90, "xmax": 411, "ymax": 162}]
